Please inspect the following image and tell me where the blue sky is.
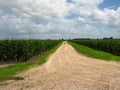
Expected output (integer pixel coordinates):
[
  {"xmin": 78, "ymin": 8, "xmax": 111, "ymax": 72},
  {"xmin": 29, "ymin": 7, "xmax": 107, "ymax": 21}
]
[
  {"xmin": 99, "ymin": 0, "xmax": 120, "ymax": 10},
  {"xmin": 0, "ymin": 0, "xmax": 120, "ymax": 39},
  {"xmin": 67, "ymin": 0, "xmax": 74, "ymax": 3},
  {"xmin": 67, "ymin": 0, "xmax": 120, "ymax": 10}
]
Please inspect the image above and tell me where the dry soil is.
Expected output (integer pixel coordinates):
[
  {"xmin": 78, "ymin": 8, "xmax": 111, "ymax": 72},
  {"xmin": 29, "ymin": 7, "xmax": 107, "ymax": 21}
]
[{"xmin": 0, "ymin": 42, "xmax": 120, "ymax": 90}]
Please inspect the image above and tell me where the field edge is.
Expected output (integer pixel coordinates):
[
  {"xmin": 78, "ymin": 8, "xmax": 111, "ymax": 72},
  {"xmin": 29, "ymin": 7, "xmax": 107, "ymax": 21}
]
[
  {"xmin": 68, "ymin": 41, "xmax": 120, "ymax": 62},
  {"xmin": 0, "ymin": 41, "xmax": 62, "ymax": 83}
]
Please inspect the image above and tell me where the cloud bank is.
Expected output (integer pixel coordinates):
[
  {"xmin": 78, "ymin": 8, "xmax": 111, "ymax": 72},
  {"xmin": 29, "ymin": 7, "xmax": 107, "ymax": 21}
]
[{"xmin": 0, "ymin": 0, "xmax": 120, "ymax": 39}]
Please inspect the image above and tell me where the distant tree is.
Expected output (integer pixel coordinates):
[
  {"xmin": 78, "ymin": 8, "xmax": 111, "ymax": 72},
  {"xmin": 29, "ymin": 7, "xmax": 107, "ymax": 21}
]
[
  {"xmin": 110, "ymin": 37, "xmax": 113, "ymax": 39},
  {"xmin": 103, "ymin": 37, "xmax": 108, "ymax": 40},
  {"xmin": 103, "ymin": 37, "xmax": 113, "ymax": 40}
]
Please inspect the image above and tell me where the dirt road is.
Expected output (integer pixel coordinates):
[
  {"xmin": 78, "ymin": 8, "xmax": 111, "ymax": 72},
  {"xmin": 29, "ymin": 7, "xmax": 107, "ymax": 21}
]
[{"xmin": 1, "ymin": 42, "xmax": 120, "ymax": 90}]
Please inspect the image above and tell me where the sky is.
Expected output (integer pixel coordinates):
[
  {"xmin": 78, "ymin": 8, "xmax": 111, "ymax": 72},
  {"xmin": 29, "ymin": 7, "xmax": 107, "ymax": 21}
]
[{"xmin": 0, "ymin": 0, "xmax": 120, "ymax": 39}]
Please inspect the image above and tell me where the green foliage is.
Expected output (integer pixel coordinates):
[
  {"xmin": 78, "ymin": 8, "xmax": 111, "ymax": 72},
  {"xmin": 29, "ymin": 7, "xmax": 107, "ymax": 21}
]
[
  {"xmin": 71, "ymin": 40, "xmax": 120, "ymax": 56},
  {"xmin": 0, "ymin": 40, "xmax": 61, "ymax": 62},
  {"xmin": 0, "ymin": 41, "xmax": 62, "ymax": 82},
  {"xmin": 0, "ymin": 62, "xmax": 35, "ymax": 82},
  {"xmin": 69, "ymin": 41, "xmax": 120, "ymax": 61}
]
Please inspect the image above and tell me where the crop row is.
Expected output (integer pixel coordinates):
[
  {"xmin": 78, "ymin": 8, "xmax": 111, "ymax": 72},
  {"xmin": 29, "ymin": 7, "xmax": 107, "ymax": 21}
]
[
  {"xmin": 0, "ymin": 40, "xmax": 61, "ymax": 62},
  {"xmin": 71, "ymin": 40, "xmax": 120, "ymax": 56}
]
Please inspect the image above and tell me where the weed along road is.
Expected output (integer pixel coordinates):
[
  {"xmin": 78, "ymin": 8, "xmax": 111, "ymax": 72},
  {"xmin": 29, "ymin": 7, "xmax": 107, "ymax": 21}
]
[{"xmin": 1, "ymin": 42, "xmax": 120, "ymax": 90}]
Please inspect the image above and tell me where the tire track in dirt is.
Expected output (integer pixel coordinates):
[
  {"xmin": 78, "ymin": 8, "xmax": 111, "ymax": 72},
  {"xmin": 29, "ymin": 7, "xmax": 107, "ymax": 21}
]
[{"xmin": 1, "ymin": 41, "xmax": 120, "ymax": 90}]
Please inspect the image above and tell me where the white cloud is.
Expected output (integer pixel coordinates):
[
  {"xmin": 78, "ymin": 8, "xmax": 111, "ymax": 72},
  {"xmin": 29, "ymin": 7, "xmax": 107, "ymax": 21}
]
[
  {"xmin": 78, "ymin": 6, "xmax": 93, "ymax": 17},
  {"xmin": 77, "ymin": 17, "xmax": 86, "ymax": 23},
  {"xmin": 0, "ymin": 0, "xmax": 120, "ymax": 39},
  {"xmin": 91, "ymin": 8, "xmax": 120, "ymax": 28},
  {"xmin": 0, "ymin": 0, "xmax": 71, "ymax": 19}
]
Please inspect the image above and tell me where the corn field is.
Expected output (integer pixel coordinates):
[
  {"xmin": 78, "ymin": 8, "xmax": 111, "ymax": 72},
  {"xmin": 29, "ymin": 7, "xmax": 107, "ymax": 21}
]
[
  {"xmin": 71, "ymin": 39, "xmax": 120, "ymax": 56},
  {"xmin": 0, "ymin": 40, "xmax": 61, "ymax": 62}
]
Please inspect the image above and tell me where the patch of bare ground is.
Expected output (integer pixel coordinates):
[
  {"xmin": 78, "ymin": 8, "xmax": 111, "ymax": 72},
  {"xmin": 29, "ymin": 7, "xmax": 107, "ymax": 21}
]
[{"xmin": 0, "ymin": 42, "xmax": 120, "ymax": 90}]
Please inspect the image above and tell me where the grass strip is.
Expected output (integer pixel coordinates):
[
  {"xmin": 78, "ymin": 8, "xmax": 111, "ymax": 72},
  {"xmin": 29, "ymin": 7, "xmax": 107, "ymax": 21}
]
[
  {"xmin": 69, "ymin": 41, "xmax": 120, "ymax": 62},
  {"xmin": 0, "ymin": 42, "xmax": 62, "ymax": 83},
  {"xmin": 37, "ymin": 42, "xmax": 62, "ymax": 65}
]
